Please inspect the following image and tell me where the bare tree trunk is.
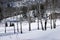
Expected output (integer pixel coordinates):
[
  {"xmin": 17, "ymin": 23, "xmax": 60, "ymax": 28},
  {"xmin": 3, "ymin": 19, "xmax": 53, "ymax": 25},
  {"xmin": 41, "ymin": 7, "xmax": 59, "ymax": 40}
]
[
  {"xmin": 40, "ymin": 19, "xmax": 44, "ymax": 30},
  {"xmin": 5, "ymin": 22, "xmax": 7, "ymax": 33},
  {"xmin": 17, "ymin": 22, "xmax": 19, "ymax": 32},
  {"xmin": 50, "ymin": 20, "xmax": 52, "ymax": 29},
  {"xmin": 44, "ymin": 20, "xmax": 47, "ymax": 30},
  {"xmin": 44, "ymin": 14, "xmax": 48, "ymax": 30},
  {"xmin": 45, "ymin": 19, "xmax": 47, "ymax": 30},
  {"xmin": 5, "ymin": 23, "xmax": 6, "ymax": 33},
  {"xmin": 50, "ymin": 2, "xmax": 52, "ymax": 29},
  {"xmin": 15, "ymin": 7, "xmax": 19, "ymax": 32},
  {"xmin": 40, "ymin": 9, "xmax": 44, "ymax": 30},
  {"xmin": 5, "ymin": 26, "xmax": 6, "ymax": 33},
  {"xmin": 39, "ymin": 4, "xmax": 44, "ymax": 30},
  {"xmin": 36, "ymin": 2, "xmax": 40, "ymax": 30},
  {"xmin": 52, "ymin": 0, "xmax": 57, "ymax": 29},
  {"xmin": 20, "ymin": 15, "xmax": 22, "ymax": 33},
  {"xmin": 20, "ymin": 21, "xmax": 22, "ymax": 33},
  {"xmin": 12, "ymin": 16, "xmax": 16, "ymax": 33},
  {"xmin": 37, "ymin": 17, "xmax": 39, "ymax": 30},
  {"xmin": 53, "ymin": 19, "xmax": 56, "ymax": 29},
  {"xmin": 27, "ymin": 8, "xmax": 31, "ymax": 31},
  {"xmin": 44, "ymin": 0, "xmax": 48, "ymax": 30},
  {"xmin": 16, "ymin": 16, "xmax": 19, "ymax": 32},
  {"xmin": 29, "ymin": 14, "xmax": 31, "ymax": 31},
  {"xmin": 14, "ymin": 24, "xmax": 15, "ymax": 34}
]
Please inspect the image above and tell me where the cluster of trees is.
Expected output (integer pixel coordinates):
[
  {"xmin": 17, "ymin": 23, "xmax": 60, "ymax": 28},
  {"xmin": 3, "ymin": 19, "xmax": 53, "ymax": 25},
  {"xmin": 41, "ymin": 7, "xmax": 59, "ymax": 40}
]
[{"xmin": 0, "ymin": 0, "xmax": 60, "ymax": 33}]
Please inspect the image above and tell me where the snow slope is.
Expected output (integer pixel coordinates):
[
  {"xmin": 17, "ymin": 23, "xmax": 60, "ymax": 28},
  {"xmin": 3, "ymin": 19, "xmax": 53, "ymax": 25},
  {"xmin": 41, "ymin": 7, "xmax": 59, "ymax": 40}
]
[{"xmin": 0, "ymin": 19, "xmax": 60, "ymax": 40}]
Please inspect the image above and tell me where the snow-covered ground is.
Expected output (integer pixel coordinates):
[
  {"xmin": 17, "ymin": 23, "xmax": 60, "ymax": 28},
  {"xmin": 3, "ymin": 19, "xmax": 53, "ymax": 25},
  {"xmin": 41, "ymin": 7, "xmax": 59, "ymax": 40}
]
[{"xmin": 0, "ymin": 19, "xmax": 60, "ymax": 40}]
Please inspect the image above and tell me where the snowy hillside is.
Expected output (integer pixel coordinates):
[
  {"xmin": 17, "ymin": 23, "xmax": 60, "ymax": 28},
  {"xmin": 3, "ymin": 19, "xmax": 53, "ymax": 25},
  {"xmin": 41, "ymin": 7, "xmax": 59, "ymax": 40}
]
[{"xmin": 0, "ymin": 19, "xmax": 60, "ymax": 40}]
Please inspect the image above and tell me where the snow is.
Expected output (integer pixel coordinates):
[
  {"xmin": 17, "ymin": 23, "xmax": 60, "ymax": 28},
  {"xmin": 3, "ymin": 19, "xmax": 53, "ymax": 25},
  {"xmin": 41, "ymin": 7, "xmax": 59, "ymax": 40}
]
[{"xmin": 0, "ymin": 19, "xmax": 60, "ymax": 40}]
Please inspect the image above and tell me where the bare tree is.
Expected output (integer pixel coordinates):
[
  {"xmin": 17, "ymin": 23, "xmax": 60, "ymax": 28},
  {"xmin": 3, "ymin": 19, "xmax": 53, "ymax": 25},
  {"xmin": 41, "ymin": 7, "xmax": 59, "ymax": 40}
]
[
  {"xmin": 44, "ymin": 0, "xmax": 48, "ymax": 30},
  {"xmin": 52, "ymin": 0, "xmax": 57, "ymax": 29},
  {"xmin": 28, "ymin": 8, "xmax": 31, "ymax": 31},
  {"xmin": 40, "ymin": 4, "xmax": 45, "ymax": 30},
  {"xmin": 49, "ymin": 0, "xmax": 53, "ymax": 29},
  {"xmin": 20, "ymin": 14, "xmax": 23, "ymax": 33}
]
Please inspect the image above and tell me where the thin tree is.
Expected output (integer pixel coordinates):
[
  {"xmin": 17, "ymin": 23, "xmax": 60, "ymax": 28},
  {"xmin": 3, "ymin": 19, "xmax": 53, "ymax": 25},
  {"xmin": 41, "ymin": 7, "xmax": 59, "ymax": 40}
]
[
  {"xmin": 36, "ymin": 2, "xmax": 39, "ymax": 30},
  {"xmin": 28, "ymin": 8, "xmax": 31, "ymax": 31},
  {"xmin": 44, "ymin": 0, "xmax": 48, "ymax": 30},
  {"xmin": 20, "ymin": 14, "xmax": 23, "ymax": 33},
  {"xmin": 44, "ymin": 14, "xmax": 48, "ymax": 30},
  {"xmin": 36, "ymin": 2, "xmax": 40, "ymax": 30},
  {"xmin": 14, "ymin": 23, "xmax": 15, "ymax": 33},
  {"xmin": 50, "ymin": 14, "xmax": 53, "ymax": 29},
  {"xmin": 13, "ymin": 15, "xmax": 16, "ymax": 33},
  {"xmin": 16, "ymin": 14, "xmax": 19, "ymax": 32},
  {"xmin": 39, "ymin": 4, "xmax": 45, "ymax": 30},
  {"xmin": 52, "ymin": 0, "xmax": 57, "ymax": 29},
  {"xmin": 49, "ymin": 0, "xmax": 53, "ymax": 29},
  {"xmin": 5, "ymin": 22, "xmax": 7, "ymax": 33}
]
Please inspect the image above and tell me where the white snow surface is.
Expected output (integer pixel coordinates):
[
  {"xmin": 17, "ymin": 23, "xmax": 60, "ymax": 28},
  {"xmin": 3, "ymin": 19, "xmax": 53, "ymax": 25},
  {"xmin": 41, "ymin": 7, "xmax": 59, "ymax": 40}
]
[{"xmin": 0, "ymin": 19, "xmax": 60, "ymax": 40}]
